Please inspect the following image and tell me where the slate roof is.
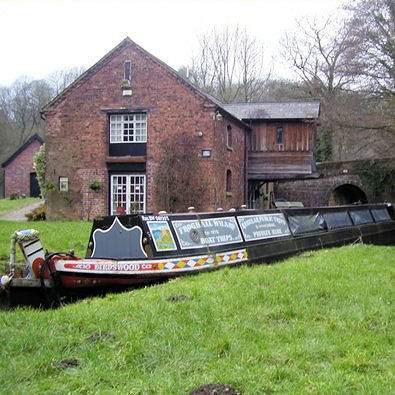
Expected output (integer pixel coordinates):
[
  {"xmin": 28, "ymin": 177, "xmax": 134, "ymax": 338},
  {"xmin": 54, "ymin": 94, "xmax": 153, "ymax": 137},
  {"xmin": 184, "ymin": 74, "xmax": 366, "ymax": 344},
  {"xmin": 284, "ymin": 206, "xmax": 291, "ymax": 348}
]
[
  {"xmin": 223, "ymin": 101, "xmax": 320, "ymax": 120},
  {"xmin": 2, "ymin": 134, "xmax": 44, "ymax": 168}
]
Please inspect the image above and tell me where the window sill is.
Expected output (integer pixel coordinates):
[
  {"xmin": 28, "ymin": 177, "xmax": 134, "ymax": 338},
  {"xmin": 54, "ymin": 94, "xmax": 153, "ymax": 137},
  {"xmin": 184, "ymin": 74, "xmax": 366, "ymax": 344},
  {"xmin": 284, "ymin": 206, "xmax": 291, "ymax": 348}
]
[
  {"xmin": 227, "ymin": 146, "xmax": 233, "ymax": 152},
  {"xmin": 109, "ymin": 141, "xmax": 147, "ymax": 144},
  {"xmin": 226, "ymin": 192, "xmax": 233, "ymax": 197},
  {"xmin": 106, "ymin": 156, "xmax": 146, "ymax": 163}
]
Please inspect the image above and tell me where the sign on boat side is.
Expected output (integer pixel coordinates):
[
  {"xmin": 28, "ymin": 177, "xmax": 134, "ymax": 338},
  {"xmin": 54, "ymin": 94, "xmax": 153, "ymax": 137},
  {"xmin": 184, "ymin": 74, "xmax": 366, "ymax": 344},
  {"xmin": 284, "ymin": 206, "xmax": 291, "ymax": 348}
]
[
  {"xmin": 171, "ymin": 217, "xmax": 243, "ymax": 249},
  {"xmin": 237, "ymin": 213, "xmax": 291, "ymax": 241},
  {"xmin": 143, "ymin": 213, "xmax": 292, "ymax": 253}
]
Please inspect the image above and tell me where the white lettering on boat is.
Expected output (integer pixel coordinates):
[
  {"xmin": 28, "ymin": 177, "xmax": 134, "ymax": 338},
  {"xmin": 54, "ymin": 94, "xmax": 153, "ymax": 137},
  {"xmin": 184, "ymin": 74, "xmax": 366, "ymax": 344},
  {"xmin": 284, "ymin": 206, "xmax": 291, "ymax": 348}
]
[
  {"xmin": 172, "ymin": 217, "xmax": 243, "ymax": 249},
  {"xmin": 58, "ymin": 249, "xmax": 249, "ymax": 273},
  {"xmin": 237, "ymin": 214, "xmax": 291, "ymax": 241},
  {"xmin": 141, "ymin": 215, "xmax": 170, "ymax": 221}
]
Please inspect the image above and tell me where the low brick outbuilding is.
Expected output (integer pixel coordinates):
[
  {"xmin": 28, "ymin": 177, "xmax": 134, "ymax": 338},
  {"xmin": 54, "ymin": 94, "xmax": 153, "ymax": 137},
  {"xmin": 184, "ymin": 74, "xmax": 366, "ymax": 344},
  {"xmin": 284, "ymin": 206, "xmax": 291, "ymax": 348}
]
[{"xmin": 2, "ymin": 134, "xmax": 43, "ymax": 198}]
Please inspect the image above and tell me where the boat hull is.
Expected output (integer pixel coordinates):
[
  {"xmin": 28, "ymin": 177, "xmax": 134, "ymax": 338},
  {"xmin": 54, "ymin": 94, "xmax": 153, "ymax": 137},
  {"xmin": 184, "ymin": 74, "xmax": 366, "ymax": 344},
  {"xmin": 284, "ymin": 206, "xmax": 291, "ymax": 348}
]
[
  {"xmin": 2, "ymin": 203, "xmax": 395, "ymax": 308},
  {"xmin": 54, "ymin": 220, "xmax": 395, "ymax": 291}
]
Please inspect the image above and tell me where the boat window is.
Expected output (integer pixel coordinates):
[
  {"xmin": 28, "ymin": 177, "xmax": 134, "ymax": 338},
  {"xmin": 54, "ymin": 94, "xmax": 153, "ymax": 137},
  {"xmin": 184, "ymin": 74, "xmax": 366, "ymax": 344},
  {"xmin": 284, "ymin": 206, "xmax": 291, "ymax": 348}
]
[
  {"xmin": 371, "ymin": 207, "xmax": 391, "ymax": 222},
  {"xmin": 287, "ymin": 213, "xmax": 326, "ymax": 235},
  {"xmin": 322, "ymin": 211, "xmax": 353, "ymax": 230},
  {"xmin": 349, "ymin": 209, "xmax": 374, "ymax": 225}
]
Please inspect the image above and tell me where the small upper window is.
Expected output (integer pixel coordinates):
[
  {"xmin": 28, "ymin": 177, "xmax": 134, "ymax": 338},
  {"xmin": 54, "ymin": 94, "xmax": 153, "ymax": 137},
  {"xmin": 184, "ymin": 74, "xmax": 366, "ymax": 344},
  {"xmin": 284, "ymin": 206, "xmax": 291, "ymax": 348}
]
[
  {"xmin": 110, "ymin": 114, "xmax": 147, "ymax": 143},
  {"xmin": 59, "ymin": 177, "xmax": 69, "ymax": 192},
  {"xmin": 276, "ymin": 126, "xmax": 284, "ymax": 145},
  {"xmin": 227, "ymin": 125, "xmax": 232, "ymax": 148},
  {"xmin": 124, "ymin": 61, "xmax": 131, "ymax": 81}
]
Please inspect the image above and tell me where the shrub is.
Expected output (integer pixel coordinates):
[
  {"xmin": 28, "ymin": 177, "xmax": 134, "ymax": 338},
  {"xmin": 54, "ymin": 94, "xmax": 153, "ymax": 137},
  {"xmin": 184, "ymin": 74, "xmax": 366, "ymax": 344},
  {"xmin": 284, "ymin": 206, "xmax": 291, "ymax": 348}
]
[
  {"xmin": 9, "ymin": 193, "xmax": 20, "ymax": 200},
  {"xmin": 25, "ymin": 204, "xmax": 46, "ymax": 221},
  {"xmin": 88, "ymin": 180, "xmax": 102, "ymax": 191},
  {"xmin": 33, "ymin": 144, "xmax": 55, "ymax": 198}
]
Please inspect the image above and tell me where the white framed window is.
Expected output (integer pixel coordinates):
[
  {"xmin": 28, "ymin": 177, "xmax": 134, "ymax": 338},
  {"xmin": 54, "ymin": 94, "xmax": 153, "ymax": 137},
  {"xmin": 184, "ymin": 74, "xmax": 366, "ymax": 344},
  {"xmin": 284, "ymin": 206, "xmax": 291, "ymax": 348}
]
[
  {"xmin": 110, "ymin": 114, "xmax": 147, "ymax": 143},
  {"xmin": 111, "ymin": 174, "xmax": 146, "ymax": 215},
  {"xmin": 59, "ymin": 177, "xmax": 69, "ymax": 192}
]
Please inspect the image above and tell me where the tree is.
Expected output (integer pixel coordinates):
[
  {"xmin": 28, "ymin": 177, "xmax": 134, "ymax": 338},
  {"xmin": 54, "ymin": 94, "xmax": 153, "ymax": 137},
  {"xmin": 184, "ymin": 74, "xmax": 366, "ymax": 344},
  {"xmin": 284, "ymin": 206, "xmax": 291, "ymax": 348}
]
[
  {"xmin": 46, "ymin": 67, "xmax": 85, "ymax": 96},
  {"xmin": 0, "ymin": 77, "xmax": 53, "ymax": 146},
  {"xmin": 343, "ymin": 0, "xmax": 395, "ymax": 155},
  {"xmin": 184, "ymin": 26, "xmax": 270, "ymax": 103},
  {"xmin": 0, "ymin": 67, "xmax": 84, "ymax": 197},
  {"xmin": 280, "ymin": 13, "xmax": 386, "ymax": 161},
  {"xmin": 281, "ymin": 15, "xmax": 364, "ymax": 101},
  {"xmin": 260, "ymin": 78, "xmax": 309, "ymax": 101},
  {"xmin": 154, "ymin": 136, "xmax": 208, "ymax": 213},
  {"xmin": 345, "ymin": 0, "xmax": 395, "ymax": 99}
]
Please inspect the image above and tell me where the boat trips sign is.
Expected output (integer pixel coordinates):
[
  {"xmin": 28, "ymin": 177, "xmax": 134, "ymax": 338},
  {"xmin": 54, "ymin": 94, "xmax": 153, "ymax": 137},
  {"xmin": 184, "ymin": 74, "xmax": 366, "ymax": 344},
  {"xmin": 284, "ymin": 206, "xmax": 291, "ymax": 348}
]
[
  {"xmin": 237, "ymin": 213, "xmax": 290, "ymax": 241},
  {"xmin": 169, "ymin": 213, "xmax": 290, "ymax": 250},
  {"xmin": 145, "ymin": 213, "xmax": 291, "ymax": 251},
  {"xmin": 172, "ymin": 217, "xmax": 242, "ymax": 249}
]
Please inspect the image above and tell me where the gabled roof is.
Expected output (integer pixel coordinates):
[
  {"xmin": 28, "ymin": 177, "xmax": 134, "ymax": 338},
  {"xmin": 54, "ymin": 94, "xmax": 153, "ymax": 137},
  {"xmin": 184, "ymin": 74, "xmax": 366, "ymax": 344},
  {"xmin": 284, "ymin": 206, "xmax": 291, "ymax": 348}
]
[
  {"xmin": 2, "ymin": 134, "xmax": 44, "ymax": 168},
  {"xmin": 42, "ymin": 38, "xmax": 131, "ymax": 113},
  {"xmin": 223, "ymin": 101, "xmax": 321, "ymax": 120},
  {"xmin": 41, "ymin": 37, "xmax": 249, "ymax": 130}
]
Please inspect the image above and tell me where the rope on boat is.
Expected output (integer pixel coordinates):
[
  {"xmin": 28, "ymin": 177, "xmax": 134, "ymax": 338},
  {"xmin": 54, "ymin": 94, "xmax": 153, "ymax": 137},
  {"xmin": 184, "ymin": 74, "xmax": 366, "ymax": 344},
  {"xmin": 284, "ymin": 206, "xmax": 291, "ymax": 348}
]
[{"xmin": 9, "ymin": 229, "xmax": 40, "ymax": 274}]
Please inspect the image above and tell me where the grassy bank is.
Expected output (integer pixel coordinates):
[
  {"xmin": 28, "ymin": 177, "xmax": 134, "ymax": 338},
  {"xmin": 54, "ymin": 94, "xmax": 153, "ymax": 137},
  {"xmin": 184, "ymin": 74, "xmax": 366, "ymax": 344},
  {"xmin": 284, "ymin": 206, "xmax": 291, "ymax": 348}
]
[
  {"xmin": 0, "ymin": 197, "xmax": 39, "ymax": 215},
  {"xmin": 0, "ymin": 244, "xmax": 394, "ymax": 394},
  {"xmin": 0, "ymin": 221, "xmax": 91, "ymax": 271}
]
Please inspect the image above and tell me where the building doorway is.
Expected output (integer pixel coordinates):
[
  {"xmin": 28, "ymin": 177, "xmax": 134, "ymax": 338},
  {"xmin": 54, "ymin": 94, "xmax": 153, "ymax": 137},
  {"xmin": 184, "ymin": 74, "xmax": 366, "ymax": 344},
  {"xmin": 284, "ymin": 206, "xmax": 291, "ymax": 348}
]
[
  {"xmin": 110, "ymin": 174, "xmax": 146, "ymax": 215},
  {"xmin": 30, "ymin": 172, "xmax": 40, "ymax": 197},
  {"xmin": 248, "ymin": 181, "xmax": 274, "ymax": 209}
]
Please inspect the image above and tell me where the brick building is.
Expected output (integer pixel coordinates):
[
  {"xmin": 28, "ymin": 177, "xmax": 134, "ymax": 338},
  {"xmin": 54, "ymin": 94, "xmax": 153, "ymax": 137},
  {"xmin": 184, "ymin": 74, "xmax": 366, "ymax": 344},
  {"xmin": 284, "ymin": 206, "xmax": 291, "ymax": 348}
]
[
  {"xmin": 42, "ymin": 37, "xmax": 319, "ymax": 220},
  {"xmin": 2, "ymin": 134, "xmax": 43, "ymax": 198}
]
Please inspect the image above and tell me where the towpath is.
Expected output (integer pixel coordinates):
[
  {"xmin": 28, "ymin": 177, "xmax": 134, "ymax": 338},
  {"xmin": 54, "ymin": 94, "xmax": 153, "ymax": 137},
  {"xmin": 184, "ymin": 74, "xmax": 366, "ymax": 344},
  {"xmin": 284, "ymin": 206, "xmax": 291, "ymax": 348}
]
[{"xmin": 0, "ymin": 200, "xmax": 44, "ymax": 221}]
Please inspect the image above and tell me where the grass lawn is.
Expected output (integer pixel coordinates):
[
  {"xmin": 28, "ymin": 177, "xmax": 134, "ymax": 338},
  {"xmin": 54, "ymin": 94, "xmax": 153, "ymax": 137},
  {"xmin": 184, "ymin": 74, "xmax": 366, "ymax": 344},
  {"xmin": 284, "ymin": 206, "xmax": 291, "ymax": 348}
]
[
  {"xmin": 0, "ymin": 221, "xmax": 91, "ymax": 272},
  {"xmin": 0, "ymin": 197, "xmax": 39, "ymax": 215},
  {"xmin": 0, "ymin": 243, "xmax": 394, "ymax": 394}
]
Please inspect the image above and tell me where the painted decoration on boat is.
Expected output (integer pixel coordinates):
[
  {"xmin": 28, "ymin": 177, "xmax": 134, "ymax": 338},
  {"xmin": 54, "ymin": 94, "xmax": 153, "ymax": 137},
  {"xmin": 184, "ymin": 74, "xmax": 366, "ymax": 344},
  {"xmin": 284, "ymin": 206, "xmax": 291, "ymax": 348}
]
[
  {"xmin": 91, "ymin": 217, "xmax": 147, "ymax": 259},
  {"xmin": 172, "ymin": 217, "xmax": 243, "ymax": 249},
  {"xmin": 147, "ymin": 221, "xmax": 177, "ymax": 252},
  {"xmin": 58, "ymin": 249, "xmax": 248, "ymax": 274},
  {"xmin": 237, "ymin": 213, "xmax": 291, "ymax": 241}
]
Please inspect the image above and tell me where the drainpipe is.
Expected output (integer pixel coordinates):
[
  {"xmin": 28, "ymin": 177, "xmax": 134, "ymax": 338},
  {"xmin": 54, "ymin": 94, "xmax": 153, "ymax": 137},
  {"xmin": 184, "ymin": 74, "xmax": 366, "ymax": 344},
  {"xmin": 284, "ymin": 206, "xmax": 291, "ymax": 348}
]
[{"xmin": 244, "ymin": 125, "xmax": 247, "ymax": 205}]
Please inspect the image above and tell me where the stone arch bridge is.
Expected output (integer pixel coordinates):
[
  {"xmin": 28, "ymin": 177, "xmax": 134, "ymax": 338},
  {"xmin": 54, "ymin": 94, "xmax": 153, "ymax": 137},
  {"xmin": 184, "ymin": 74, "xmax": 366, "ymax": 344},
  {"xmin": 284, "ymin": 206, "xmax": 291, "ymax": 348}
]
[{"xmin": 275, "ymin": 158, "xmax": 395, "ymax": 207}]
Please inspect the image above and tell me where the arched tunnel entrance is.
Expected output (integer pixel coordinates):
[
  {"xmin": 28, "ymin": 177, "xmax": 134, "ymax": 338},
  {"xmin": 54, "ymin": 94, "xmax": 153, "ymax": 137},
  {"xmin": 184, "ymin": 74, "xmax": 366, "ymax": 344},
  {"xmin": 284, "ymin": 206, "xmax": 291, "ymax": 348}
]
[{"xmin": 328, "ymin": 184, "xmax": 368, "ymax": 206}]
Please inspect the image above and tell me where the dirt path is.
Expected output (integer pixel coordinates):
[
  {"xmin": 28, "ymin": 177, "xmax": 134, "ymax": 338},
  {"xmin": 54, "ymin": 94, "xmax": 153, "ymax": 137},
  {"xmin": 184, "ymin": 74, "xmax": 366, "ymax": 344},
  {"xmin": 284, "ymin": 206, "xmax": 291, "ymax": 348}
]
[{"xmin": 0, "ymin": 200, "xmax": 44, "ymax": 221}]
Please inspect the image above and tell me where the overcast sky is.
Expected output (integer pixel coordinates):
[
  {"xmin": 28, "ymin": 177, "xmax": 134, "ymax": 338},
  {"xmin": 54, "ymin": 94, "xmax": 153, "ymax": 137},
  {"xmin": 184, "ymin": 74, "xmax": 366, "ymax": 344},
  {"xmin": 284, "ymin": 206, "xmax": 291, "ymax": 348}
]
[{"xmin": 0, "ymin": 0, "xmax": 343, "ymax": 86}]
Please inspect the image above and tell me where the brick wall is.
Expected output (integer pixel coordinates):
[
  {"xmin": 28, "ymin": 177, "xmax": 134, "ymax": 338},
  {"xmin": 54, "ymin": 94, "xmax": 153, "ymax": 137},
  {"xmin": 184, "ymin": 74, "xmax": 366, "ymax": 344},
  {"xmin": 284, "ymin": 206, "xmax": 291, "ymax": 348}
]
[
  {"xmin": 212, "ymin": 113, "xmax": 246, "ymax": 210},
  {"xmin": 3, "ymin": 140, "xmax": 42, "ymax": 198},
  {"xmin": 44, "ymin": 39, "xmax": 247, "ymax": 220},
  {"xmin": 275, "ymin": 175, "xmax": 364, "ymax": 207}
]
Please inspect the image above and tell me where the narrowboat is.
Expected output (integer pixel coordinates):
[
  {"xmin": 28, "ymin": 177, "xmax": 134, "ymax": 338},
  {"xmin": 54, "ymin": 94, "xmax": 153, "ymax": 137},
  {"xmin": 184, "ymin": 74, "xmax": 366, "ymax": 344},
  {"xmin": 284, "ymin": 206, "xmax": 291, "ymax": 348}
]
[{"xmin": 1, "ymin": 203, "xmax": 394, "ymax": 308}]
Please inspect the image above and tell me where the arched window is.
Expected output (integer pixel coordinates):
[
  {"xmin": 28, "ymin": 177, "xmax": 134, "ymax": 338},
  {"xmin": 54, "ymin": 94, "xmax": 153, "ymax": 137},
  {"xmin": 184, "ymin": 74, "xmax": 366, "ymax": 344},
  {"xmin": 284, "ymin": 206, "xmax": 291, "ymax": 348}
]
[
  {"xmin": 226, "ymin": 169, "xmax": 232, "ymax": 194},
  {"xmin": 227, "ymin": 125, "xmax": 232, "ymax": 148}
]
